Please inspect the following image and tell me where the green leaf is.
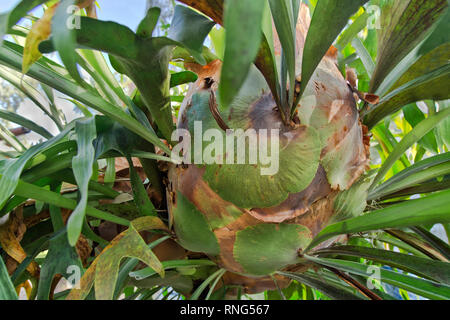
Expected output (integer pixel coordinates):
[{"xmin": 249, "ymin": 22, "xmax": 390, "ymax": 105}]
[
  {"xmin": 300, "ymin": 0, "xmax": 368, "ymax": 97},
  {"xmin": 172, "ymin": 191, "xmax": 220, "ymax": 255},
  {"xmin": 191, "ymin": 268, "xmax": 226, "ymax": 300},
  {"xmin": 169, "ymin": 5, "xmax": 216, "ymax": 65},
  {"xmin": 12, "ymin": 178, "xmax": 130, "ymax": 227},
  {"xmin": 0, "ymin": 0, "xmax": 48, "ymax": 39},
  {"xmin": 0, "ymin": 256, "xmax": 17, "ymax": 300},
  {"xmin": 130, "ymin": 259, "xmax": 216, "ymax": 280},
  {"xmin": 126, "ymin": 156, "xmax": 157, "ymax": 217},
  {"xmin": 365, "ymin": 44, "xmax": 450, "ymax": 127},
  {"xmin": 234, "ymin": 223, "xmax": 312, "ymax": 275},
  {"xmin": 306, "ymin": 256, "xmax": 450, "ymax": 300},
  {"xmin": 418, "ymin": 3, "xmax": 450, "ymax": 56},
  {"xmin": 437, "ymin": 100, "xmax": 450, "ymax": 149},
  {"xmin": 170, "ymin": 71, "xmax": 198, "ymax": 88},
  {"xmin": 67, "ymin": 117, "xmax": 97, "ymax": 246},
  {"xmin": 0, "ymin": 41, "xmax": 170, "ymax": 154},
  {"xmin": 0, "ymin": 65, "xmax": 63, "ymax": 129},
  {"xmin": 410, "ymin": 226, "xmax": 450, "ymax": 261},
  {"xmin": 0, "ymin": 109, "xmax": 53, "ymax": 139},
  {"xmin": 403, "ymin": 104, "xmax": 438, "ymax": 153},
  {"xmin": 136, "ymin": 7, "xmax": 161, "ymax": 38},
  {"xmin": 306, "ymin": 189, "xmax": 450, "ymax": 251},
  {"xmin": 336, "ymin": 12, "xmax": 370, "ymax": 50},
  {"xmin": 0, "ymin": 122, "xmax": 75, "ymax": 210},
  {"xmin": 268, "ymin": 0, "xmax": 296, "ymax": 110},
  {"xmin": 351, "ymin": 37, "xmax": 375, "ymax": 78},
  {"xmin": 277, "ymin": 271, "xmax": 364, "ymax": 300},
  {"xmin": 36, "ymin": 229, "xmax": 84, "ymax": 300},
  {"xmin": 94, "ymin": 219, "xmax": 164, "ymax": 300},
  {"xmin": 201, "ymin": 123, "xmax": 321, "ymax": 208},
  {"xmin": 370, "ymin": 0, "xmax": 448, "ymax": 92},
  {"xmin": 332, "ymin": 172, "xmax": 375, "ymax": 223},
  {"xmin": 370, "ymin": 107, "xmax": 450, "ymax": 188},
  {"xmin": 315, "ymin": 245, "xmax": 450, "ymax": 285},
  {"xmin": 219, "ymin": 0, "xmax": 265, "ymax": 109},
  {"xmin": 369, "ymin": 152, "xmax": 450, "ymax": 200},
  {"xmin": 52, "ymin": 0, "xmax": 85, "ymax": 85}
]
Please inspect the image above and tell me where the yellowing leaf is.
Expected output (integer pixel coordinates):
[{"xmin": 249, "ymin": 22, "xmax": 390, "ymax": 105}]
[
  {"xmin": 66, "ymin": 216, "xmax": 167, "ymax": 300},
  {"xmin": 0, "ymin": 211, "xmax": 39, "ymax": 277},
  {"xmin": 22, "ymin": 4, "xmax": 59, "ymax": 74}
]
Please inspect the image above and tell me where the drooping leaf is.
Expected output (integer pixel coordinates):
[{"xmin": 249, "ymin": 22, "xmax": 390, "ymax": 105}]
[
  {"xmin": 22, "ymin": 3, "xmax": 58, "ymax": 74},
  {"xmin": 365, "ymin": 44, "xmax": 450, "ymax": 127},
  {"xmin": 315, "ymin": 245, "xmax": 450, "ymax": 284},
  {"xmin": 11, "ymin": 178, "xmax": 130, "ymax": 227},
  {"xmin": 278, "ymin": 271, "xmax": 364, "ymax": 300},
  {"xmin": 0, "ymin": 109, "xmax": 52, "ymax": 139},
  {"xmin": 130, "ymin": 259, "xmax": 216, "ymax": 281},
  {"xmin": 0, "ymin": 122, "xmax": 75, "ymax": 210},
  {"xmin": 306, "ymin": 189, "xmax": 450, "ymax": 251},
  {"xmin": 36, "ymin": 229, "xmax": 84, "ymax": 300},
  {"xmin": 306, "ymin": 256, "xmax": 450, "ymax": 300},
  {"xmin": 374, "ymin": 108, "xmax": 450, "ymax": 188},
  {"xmin": 369, "ymin": 152, "xmax": 450, "ymax": 200},
  {"xmin": 67, "ymin": 117, "xmax": 97, "ymax": 246},
  {"xmin": 0, "ymin": 41, "xmax": 170, "ymax": 154}
]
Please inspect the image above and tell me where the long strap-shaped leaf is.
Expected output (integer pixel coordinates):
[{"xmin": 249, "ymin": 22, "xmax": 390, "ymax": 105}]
[
  {"xmin": 370, "ymin": 107, "xmax": 450, "ymax": 189},
  {"xmin": 369, "ymin": 152, "xmax": 450, "ymax": 200},
  {"xmin": 277, "ymin": 271, "xmax": 365, "ymax": 300},
  {"xmin": 370, "ymin": 0, "xmax": 448, "ymax": 92},
  {"xmin": 300, "ymin": 0, "xmax": 368, "ymax": 99},
  {"xmin": 12, "ymin": 177, "xmax": 130, "ymax": 227},
  {"xmin": 219, "ymin": 0, "xmax": 265, "ymax": 110},
  {"xmin": 0, "ymin": 109, "xmax": 52, "ymax": 139},
  {"xmin": 306, "ymin": 189, "xmax": 450, "ymax": 251},
  {"xmin": 305, "ymin": 256, "xmax": 450, "ymax": 300},
  {"xmin": 314, "ymin": 245, "xmax": 450, "ymax": 285},
  {"xmin": 0, "ymin": 0, "xmax": 48, "ymax": 39},
  {"xmin": 0, "ymin": 41, "xmax": 170, "ymax": 155}
]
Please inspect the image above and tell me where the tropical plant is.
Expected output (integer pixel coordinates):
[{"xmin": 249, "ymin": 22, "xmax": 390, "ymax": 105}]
[{"xmin": 0, "ymin": 0, "xmax": 449, "ymax": 300}]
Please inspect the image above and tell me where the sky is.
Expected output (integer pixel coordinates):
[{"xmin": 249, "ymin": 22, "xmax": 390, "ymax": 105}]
[{"xmin": 0, "ymin": 0, "xmax": 149, "ymax": 31}]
